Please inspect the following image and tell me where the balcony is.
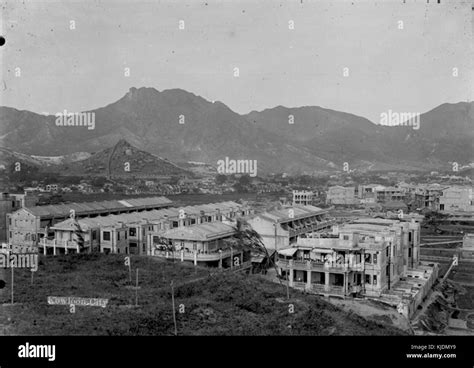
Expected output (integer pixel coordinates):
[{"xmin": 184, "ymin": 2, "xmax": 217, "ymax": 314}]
[
  {"xmin": 288, "ymin": 220, "xmax": 336, "ymax": 237},
  {"xmin": 42, "ymin": 239, "xmax": 91, "ymax": 248},
  {"xmin": 153, "ymin": 248, "xmax": 236, "ymax": 262},
  {"xmin": 277, "ymin": 258, "xmax": 364, "ymax": 272}
]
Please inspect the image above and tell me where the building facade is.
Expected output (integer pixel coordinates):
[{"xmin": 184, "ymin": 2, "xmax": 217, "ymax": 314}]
[
  {"xmin": 276, "ymin": 217, "xmax": 437, "ymax": 318},
  {"xmin": 439, "ymin": 186, "xmax": 474, "ymax": 212},
  {"xmin": 326, "ymin": 186, "xmax": 357, "ymax": 205}
]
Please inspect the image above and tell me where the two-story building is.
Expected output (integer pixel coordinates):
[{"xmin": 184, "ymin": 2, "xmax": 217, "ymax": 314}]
[{"xmin": 275, "ymin": 217, "xmax": 437, "ymax": 318}]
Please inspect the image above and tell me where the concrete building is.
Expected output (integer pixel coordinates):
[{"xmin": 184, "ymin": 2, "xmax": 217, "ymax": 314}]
[
  {"xmin": 292, "ymin": 190, "xmax": 314, "ymax": 206},
  {"xmin": 414, "ymin": 184, "xmax": 447, "ymax": 210},
  {"xmin": 247, "ymin": 205, "xmax": 335, "ymax": 252},
  {"xmin": 326, "ymin": 186, "xmax": 357, "ymax": 205},
  {"xmin": 375, "ymin": 186, "xmax": 406, "ymax": 203},
  {"xmin": 439, "ymin": 186, "xmax": 474, "ymax": 212},
  {"xmin": 7, "ymin": 196, "xmax": 173, "ymax": 247},
  {"xmin": 276, "ymin": 217, "xmax": 437, "ymax": 318},
  {"xmin": 0, "ymin": 192, "xmax": 39, "ymax": 242},
  {"xmin": 40, "ymin": 201, "xmax": 251, "ymax": 256},
  {"xmin": 149, "ymin": 222, "xmax": 251, "ymax": 268},
  {"xmin": 357, "ymin": 184, "xmax": 385, "ymax": 200}
]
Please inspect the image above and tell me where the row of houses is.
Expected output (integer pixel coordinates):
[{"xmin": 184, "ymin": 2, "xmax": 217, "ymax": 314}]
[
  {"xmin": 37, "ymin": 201, "xmax": 252, "ymax": 262},
  {"xmin": 275, "ymin": 217, "xmax": 438, "ymax": 318},
  {"xmin": 326, "ymin": 184, "xmax": 474, "ymax": 213},
  {"xmin": 6, "ymin": 196, "xmax": 174, "ymax": 247}
]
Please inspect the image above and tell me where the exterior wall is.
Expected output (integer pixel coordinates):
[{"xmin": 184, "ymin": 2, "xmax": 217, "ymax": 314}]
[
  {"xmin": 0, "ymin": 194, "xmax": 21, "ymax": 242},
  {"xmin": 439, "ymin": 187, "xmax": 474, "ymax": 212},
  {"xmin": 100, "ymin": 227, "xmax": 128, "ymax": 254},
  {"xmin": 293, "ymin": 191, "xmax": 314, "ymax": 206},
  {"xmin": 247, "ymin": 217, "xmax": 290, "ymax": 251},
  {"xmin": 7, "ymin": 209, "xmax": 41, "ymax": 247},
  {"xmin": 326, "ymin": 186, "xmax": 356, "ymax": 205}
]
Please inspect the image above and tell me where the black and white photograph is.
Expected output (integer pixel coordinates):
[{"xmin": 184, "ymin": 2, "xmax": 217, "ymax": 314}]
[{"xmin": 0, "ymin": 0, "xmax": 473, "ymax": 365}]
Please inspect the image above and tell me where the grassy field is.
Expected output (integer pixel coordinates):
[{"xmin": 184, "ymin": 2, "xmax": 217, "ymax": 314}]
[{"xmin": 1, "ymin": 254, "xmax": 403, "ymax": 336}]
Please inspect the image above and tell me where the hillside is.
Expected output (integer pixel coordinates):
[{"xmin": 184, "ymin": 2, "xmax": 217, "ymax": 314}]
[
  {"xmin": 0, "ymin": 254, "xmax": 403, "ymax": 335},
  {"xmin": 55, "ymin": 139, "xmax": 191, "ymax": 178},
  {"xmin": 1, "ymin": 88, "xmax": 472, "ymax": 173}
]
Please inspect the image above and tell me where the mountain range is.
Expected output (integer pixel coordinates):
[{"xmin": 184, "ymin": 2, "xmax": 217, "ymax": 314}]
[{"xmin": 0, "ymin": 86, "xmax": 472, "ymax": 174}]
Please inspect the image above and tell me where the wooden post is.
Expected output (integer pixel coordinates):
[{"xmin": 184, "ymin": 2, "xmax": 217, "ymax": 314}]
[
  {"xmin": 171, "ymin": 281, "xmax": 177, "ymax": 336},
  {"xmin": 286, "ymin": 267, "xmax": 290, "ymax": 300},
  {"xmin": 11, "ymin": 267, "xmax": 14, "ymax": 304},
  {"xmin": 135, "ymin": 268, "xmax": 139, "ymax": 306}
]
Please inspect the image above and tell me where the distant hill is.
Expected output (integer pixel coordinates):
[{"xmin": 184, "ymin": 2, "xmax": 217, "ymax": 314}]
[
  {"xmin": 1, "ymin": 87, "xmax": 472, "ymax": 173},
  {"xmin": 55, "ymin": 139, "xmax": 191, "ymax": 178}
]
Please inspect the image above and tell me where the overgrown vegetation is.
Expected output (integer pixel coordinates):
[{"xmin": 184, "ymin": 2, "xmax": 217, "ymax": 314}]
[{"xmin": 1, "ymin": 254, "xmax": 403, "ymax": 335}]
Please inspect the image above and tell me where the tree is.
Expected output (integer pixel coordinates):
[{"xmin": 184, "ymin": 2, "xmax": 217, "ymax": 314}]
[
  {"xmin": 215, "ymin": 174, "xmax": 227, "ymax": 185},
  {"xmin": 71, "ymin": 218, "xmax": 85, "ymax": 252},
  {"xmin": 238, "ymin": 175, "xmax": 251, "ymax": 186},
  {"xmin": 223, "ymin": 219, "xmax": 281, "ymax": 284}
]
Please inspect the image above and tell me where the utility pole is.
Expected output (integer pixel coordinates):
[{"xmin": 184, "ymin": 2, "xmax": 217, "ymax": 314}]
[
  {"xmin": 11, "ymin": 267, "xmax": 14, "ymax": 304},
  {"xmin": 171, "ymin": 281, "xmax": 178, "ymax": 336}
]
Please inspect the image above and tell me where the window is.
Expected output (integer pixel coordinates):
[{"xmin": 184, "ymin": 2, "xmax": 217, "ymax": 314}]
[
  {"xmin": 408, "ymin": 232, "xmax": 412, "ymax": 242},
  {"xmin": 103, "ymin": 231, "xmax": 111, "ymax": 241},
  {"xmin": 343, "ymin": 235, "xmax": 349, "ymax": 240},
  {"xmin": 129, "ymin": 228, "xmax": 136, "ymax": 237},
  {"xmin": 365, "ymin": 274, "xmax": 371, "ymax": 284},
  {"xmin": 386, "ymin": 247, "xmax": 390, "ymax": 257},
  {"xmin": 373, "ymin": 275, "xmax": 377, "ymax": 285},
  {"xmin": 373, "ymin": 253, "xmax": 378, "ymax": 264},
  {"xmin": 386, "ymin": 265, "xmax": 390, "ymax": 276},
  {"xmin": 92, "ymin": 231, "xmax": 97, "ymax": 240},
  {"xmin": 365, "ymin": 253, "xmax": 372, "ymax": 264},
  {"xmin": 408, "ymin": 248, "xmax": 412, "ymax": 257},
  {"xmin": 117, "ymin": 232, "xmax": 120, "ymax": 241}
]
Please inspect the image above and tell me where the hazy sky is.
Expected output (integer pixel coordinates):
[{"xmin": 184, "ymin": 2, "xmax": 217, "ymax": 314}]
[{"xmin": 0, "ymin": 0, "xmax": 473, "ymax": 123}]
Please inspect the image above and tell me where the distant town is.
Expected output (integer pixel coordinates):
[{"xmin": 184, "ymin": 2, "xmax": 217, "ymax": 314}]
[{"xmin": 1, "ymin": 162, "xmax": 473, "ymax": 334}]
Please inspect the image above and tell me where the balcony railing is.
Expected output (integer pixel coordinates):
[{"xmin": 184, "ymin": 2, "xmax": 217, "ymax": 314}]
[
  {"xmin": 42, "ymin": 239, "xmax": 91, "ymax": 248},
  {"xmin": 277, "ymin": 259, "xmax": 364, "ymax": 272},
  {"xmin": 153, "ymin": 248, "xmax": 236, "ymax": 262},
  {"xmin": 288, "ymin": 220, "xmax": 336, "ymax": 237}
]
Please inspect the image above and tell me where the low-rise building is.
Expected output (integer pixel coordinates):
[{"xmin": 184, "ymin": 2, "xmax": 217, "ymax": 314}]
[
  {"xmin": 148, "ymin": 222, "xmax": 250, "ymax": 268},
  {"xmin": 39, "ymin": 201, "xmax": 252, "ymax": 257},
  {"xmin": 7, "ymin": 196, "xmax": 173, "ymax": 247},
  {"xmin": 414, "ymin": 184, "xmax": 447, "ymax": 210},
  {"xmin": 326, "ymin": 186, "xmax": 357, "ymax": 205},
  {"xmin": 275, "ymin": 217, "xmax": 437, "ymax": 318},
  {"xmin": 292, "ymin": 190, "xmax": 314, "ymax": 206},
  {"xmin": 247, "ymin": 205, "xmax": 335, "ymax": 252},
  {"xmin": 439, "ymin": 186, "xmax": 474, "ymax": 212}
]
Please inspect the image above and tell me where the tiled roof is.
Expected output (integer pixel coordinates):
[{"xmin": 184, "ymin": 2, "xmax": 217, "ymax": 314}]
[
  {"xmin": 257, "ymin": 205, "xmax": 328, "ymax": 223},
  {"xmin": 161, "ymin": 222, "xmax": 236, "ymax": 241},
  {"xmin": 24, "ymin": 196, "xmax": 173, "ymax": 218},
  {"xmin": 50, "ymin": 201, "xmax": 247, "ymax": 230}
]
